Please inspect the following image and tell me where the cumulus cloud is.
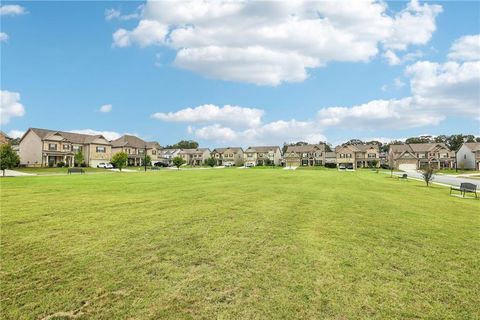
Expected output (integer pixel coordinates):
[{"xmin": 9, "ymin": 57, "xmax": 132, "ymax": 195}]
[
  {"xmin": 68, "ymin": 129, "xmax": 138, "ymax": 141},
  {"xmin": 192, "ymin": 120, "xmax": 326, "ymax": 146},
  {"xmin": 317, "ymin": 35, "xmax": 480, "ymax": 129},
  {"xmin": 152, "ymin": 104, "xmax": 264, "ymax": 128},
  {"xmin": 98, "ymin": 104, "xmax": 112, "ymax": 113},
  {"xmin": 447, "ymin": 34, "xmax": 480, "ymax": 62},
  {"xmin": 0, "ymin": 90, "xmax": 25, "ymax": 124},
  {"xmin": 113, "ymin": 20, "xmax": 167, "ymax": 48},
  {"xmin": 0, "ymin": 32, "xmax": 8, "ymax": 42},
  {"xmin": 0, "ymin": 4, "xmax": 26, "ymax": 16},
  {"xmin": 112, "ymin": 0, "xmax": 441, "ymax": 85}
]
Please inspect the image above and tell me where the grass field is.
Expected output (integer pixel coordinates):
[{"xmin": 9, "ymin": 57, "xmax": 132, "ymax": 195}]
[{"xmin": 1, "ymin": 169, "xmax": 479, "ymax": 319}]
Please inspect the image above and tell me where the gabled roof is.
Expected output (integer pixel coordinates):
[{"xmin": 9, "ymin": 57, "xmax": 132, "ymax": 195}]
[
  {"xmin": 159, "ymin": 148, "xmax": 181, "ymax": 155},
  {"xmin": 335, "ymin": 144, "xmax": 379, "ymax": 152},
  {"xmin": 325, "ymin": 152, "xmax": 336, "ymax": 158},
  {"xmin": 389, "ymin": 144, "xmax": 413, "ymax": 153},
  {"xmin": 146, "ymin": 141, "xmax": 161, "ymax": 149},
  {"xmin": 212, "ymin": 147, "xmax": 243, "ymax": 153},
  {"xmin": 286, "ymin": 144, "xmax": 325, "ymax": 153},
  {"xmin": 24, "ymin": 128, "xmax": 109, "ymax": 145},
  {"xmin": 111, "ymin": 135, "xmax": 148, "ymax": 148},
  {"xmin": 409, "ymin": 143, "xmax": 449, "ymax": 152},
  {"xmin": 463, "ymin": 142, "xmax": 480, "ymax": 152},
  {"xmin": 244, "ymin": 146, "xmax": 280, "ymax": 153},
  {"xmin": 178, "ymin": 148, "xmax": 210, "ymax": 155}
]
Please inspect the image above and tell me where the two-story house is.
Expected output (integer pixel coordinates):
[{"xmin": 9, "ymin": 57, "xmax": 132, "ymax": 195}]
[
  {"xmin": 0, "ymin": 131, "xmax": 13, "ymax": 145},
  {"xmin": 111, "ymin": 135, "xmax": 160, "ymax": 166},
  {"xmin": 283, "ymin": 144, "xmax": 325, "ymax": 167},
  {"xmin": 456, "ymin": 142, "xmax": 480, "ymax": 170},
  {"xmin": 211, "ymin": 147, "xmax": 244, "ymax": 166},
  {"xmin": 244, "ymin": 146, "xmax": 282, "ymax": 166},
  {"xmin": 178, "ymin": 148, "xmax": 211, "ymax": 166},
  {"xmin": 389, "ymin": 143, "xmax": 454, "ymax": 170},
  {"xmin": 146, "ymin": 141, "xmax": 162, "ymax": 165},
  {"xmin": 335, "ymin": 144, "xmax": 380, "ymax": 169},
  {"xmin": 19, "ymin": 128, "xmax": 112, "ymax": 167},
  {"xmin": 158, "ymin": 148, "xmax": 181, "ymax": 165}
]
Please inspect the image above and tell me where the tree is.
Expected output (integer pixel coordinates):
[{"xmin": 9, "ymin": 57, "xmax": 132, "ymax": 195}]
[
  {"xmin": 111, "ymin": 152, "xmax": 128, "ymax": 171},
  {"xmin": 166, "ymin": 140, "xmax": 199, "ymax": 149},
  {"xmin": 143, "ymin": 155, "xmax": 152, "ymax": 166},
  {"xmin": 0, "ymin": 144, "xmax": 20, "ymax": 176},
  {"xmin": 74, "ymin": 151, "xmax": 84, "ymax": 167},
  {"xmin": 405, "ymin": 136, "xmax": 433, "ymax": 144},
  {"xmin": 172, "ymin": 156, "xmax": 185, "ymax": 169},
  {"xmin": 420, "ymin": 166, "xmax": 435, "ymax": 187},
  {"xmin": 206, "ymin": 157, "xmax": 215, "ymax": 167},
  {"xmin": 344, "ymin": 139, "xmax": 364, "ymax": 145}
]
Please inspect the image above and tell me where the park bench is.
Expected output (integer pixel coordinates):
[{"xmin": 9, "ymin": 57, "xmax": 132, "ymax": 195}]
[
  {"xmin": 151, "ymin": 166, "xmax": 159, "ymax": 170},
  {"xmin": 68, "ymin": 168, "xmax": 85, "ymax": 174},
  {"xmin": 398, "ymin": 173, "xmax": 408, "ymax": 180},
  {"xmin": 450, "ymin": 182, "xmax": 478, "ymax": 199}
]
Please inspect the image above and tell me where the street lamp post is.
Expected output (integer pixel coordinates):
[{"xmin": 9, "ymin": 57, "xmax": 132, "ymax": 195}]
[{"xmin": 144, "ymin": 144, "xmax": 147, "ymax": 172}]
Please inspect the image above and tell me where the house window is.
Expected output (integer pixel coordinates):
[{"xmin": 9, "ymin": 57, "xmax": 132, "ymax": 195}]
[
  {"xmin": 63, "ymin": 144, "xmax": 70, "ymax": 150},
  {"xmin": 96, "ymin": 146, "xmax": 106, "ymax": 153},
  {"xmin": 48, "ymin": 143, "xmax": 57, "ymax": 151},
  {"xmin": 73, "ymin": 146, "xmax": 82, "ymax": 153},
  {"xmin": 368, "ymin": 153, "xmax": 376, "ymax": 158},
  {"xmin": 152, "ymin": 150, "xmax": 157, "ymax": 155},
  {"xmin": 464, "ymin": 155, "xmax": 467, "ymax": 159}
]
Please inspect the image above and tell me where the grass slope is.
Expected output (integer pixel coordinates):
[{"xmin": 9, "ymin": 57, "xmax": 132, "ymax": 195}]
[{"xmin": 1, "ymin": 170, "xmax": 479, "ymax": 319}]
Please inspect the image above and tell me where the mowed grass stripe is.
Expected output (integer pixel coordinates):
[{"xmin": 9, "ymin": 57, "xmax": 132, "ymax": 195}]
[{"xmin": 1, "ymin": 169, "xmax": 479, "ymax": 319}]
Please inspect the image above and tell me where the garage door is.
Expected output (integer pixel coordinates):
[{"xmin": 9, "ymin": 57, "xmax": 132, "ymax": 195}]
[{"xmin": 399, "ymin": 163, "xmax": 417, "ymax": 171}]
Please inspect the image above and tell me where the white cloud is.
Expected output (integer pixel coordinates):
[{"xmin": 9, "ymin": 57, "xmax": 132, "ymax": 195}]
[
  {"xmin": 152, "ymin": 104, "xmax": 264, "ymax": 128},
  {"xmin": 68, "ymin": 129, "xmax": 138, "ymax": 141},
  {"xmin": 113, "ymin": 20, "xmax": 167, "ymax": 48},
  {"xmin": 383, "ymin": 49, "xmax": 423, "ymax": 65},
  {"xmin": 0, "ymin": 90, "xmax": 25, "ymax": 124},
  {"xmin": 112, "ymin": 0, "xmax": 441, "ymax": 85},
  {"xmin": 192, "ymin": 120, "xmax": 326, "ymax": 146},
  {"xmin": 448, "ymin": 34, "xmax": 480, "ymax": 62},
  {"xmin": 383, "ymin": 0, "xmax": 442, "ymax": 51},
  {"xmin": 98, "ymin": 104, "xmax": 112, "ymax": 113},
  {"xmin": 8, "ymin": 129, "xmax": 25, "ymax": 139},
  {"xmin": 0, "ymin": 4, "xmax": 26, "ymax": 16},
  {"xmin": 394, "ymin": 78, "xmax": 405, "ymax": 88},
  {"xmin": 317, "ymin": 36, "xmax": 480, "ymax": 129},
  {"xmin": 105, "ymin": 6, "xmax": 143, "ymax": 21},
  {"xmin": 0, "ymin": 32, "xmax": 8, "ymax": 42}
]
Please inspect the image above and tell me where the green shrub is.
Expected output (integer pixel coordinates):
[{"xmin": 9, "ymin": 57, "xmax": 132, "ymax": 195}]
[{"xmin": 57, "ymin": 161, "xmax": 65, "ymax": 167}]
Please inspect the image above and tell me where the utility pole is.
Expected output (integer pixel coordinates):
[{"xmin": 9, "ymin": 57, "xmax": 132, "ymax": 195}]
[{"xmin": 144, "ymin": 144, "xmax": 147, "ymax": 172}]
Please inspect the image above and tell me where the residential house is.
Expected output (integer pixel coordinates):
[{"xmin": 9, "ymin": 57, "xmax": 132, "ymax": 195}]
[
  {"xmin": 111, "ymin": 135, "xmax": 161, "ymax": 166},
  {"xmin": 335, "ymin": 144, "xmax": 380, "ymax": 169},
  {"xmin": 0, "ymin": 131, "xmax": 12, "ymax": 145},
  {"xmin": 389, "ymin": 143, "xmax": 454, "ymax": 170},
  {"xmin": 325, "ymin": 152, "xmax": 337, "ymax": 167},
  {"xmin": 244, "ymin": 146, "xmax": 282, "ymax": 166},
  {"xmin": 146, "ymin": 141, "xmax": 162, "ymax": 165},
  {"xmin": 158, "ymin": 148, "xmax": 181, "ymax": 165},
  {"xmin": 456, "ymin": 142, "xmax": 480, "ymax": 170},
  {"xmin": 19, "ymin": 128, "xmax": 112, "ymax": 167},
  {"xmin": 178, "ymin": 148, "xmax": 211, "ymax": 166},
  {"xmin": 283, "ymin": 144, "xmax": 325, "ymax": 167},
  {"xmin": 211, "ymin": 147, "xmax": 244, "ymax": 166}
]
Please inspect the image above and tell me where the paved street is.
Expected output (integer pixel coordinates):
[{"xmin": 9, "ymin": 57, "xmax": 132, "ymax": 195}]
[{"xmin": 393, "ymin": 170, "xmax": 480, "ymax": 187}]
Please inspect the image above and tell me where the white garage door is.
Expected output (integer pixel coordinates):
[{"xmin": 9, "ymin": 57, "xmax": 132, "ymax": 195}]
[{"xmin": 399, "ymin": 163, "xmax": 416, "ymax": 171}]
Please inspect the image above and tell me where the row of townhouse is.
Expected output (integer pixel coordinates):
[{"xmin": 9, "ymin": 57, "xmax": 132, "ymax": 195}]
[
  {"xmin": 13, "ymin": 127, "xmax": 479, "ymax": 170},
  {"xmin": 18, "ymin": 128, "xmax": 163, "ymax": 167}
]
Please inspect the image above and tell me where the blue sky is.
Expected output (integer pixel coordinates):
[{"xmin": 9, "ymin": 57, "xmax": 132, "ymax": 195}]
[{"xmin": 1, "ymin": 1, "xmax": 479, "ymax": 147}]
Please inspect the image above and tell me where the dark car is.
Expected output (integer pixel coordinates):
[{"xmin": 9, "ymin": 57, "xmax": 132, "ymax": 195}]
[{"xmin": 154, "ymin": 162, "xmax": 169, "ymax": 167}]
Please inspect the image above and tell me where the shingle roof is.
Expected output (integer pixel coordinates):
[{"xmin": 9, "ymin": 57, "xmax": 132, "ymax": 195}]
[
  {"xmin": 463, "ymin": 142, "xmax": 480, "ymax": 152},
  {"xmin": 325, "ymin": 152, "xmax": 336, "ymax": 158},
  {"xmin": 286, "ymin": 144, "xmax": 325, "ymax": 153},
  {"xmin": 146, "ymin": 141, "xmax": 161, "ymax": 149},
  {"xmin": 212, "ymin": 147, "xmax": 243, "ymax": 153},
  {"xmin": 409, "ymin": 143, "xmax": 448, "ymax": 152},
  {"xmin": 178, "ymin": 148, "xmax": 210, "ymax": 155},
  {"xmin": 244, "ymin": 146, "xmax": 280, "ymax": 153},
  {"xmin": 28, "ymin": 128, "xmax": 109, "ymax": 145},
  {"xmin": 335, "ymin": 144, "xmax": 378, "ymax": 152},
  {"xmin": 111, "ymin": 135, "xmax": 148, "ymax": 148}
]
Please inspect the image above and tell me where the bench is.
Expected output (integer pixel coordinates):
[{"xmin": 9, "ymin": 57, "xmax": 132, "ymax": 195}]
[
  {"xmin": 398, "ymin": 173, "xmax": 408, "ymax": 180},
  {"xmin": 151, "ymin": 166, "xmax": 160, "ymax": 170},
  {"xmin": 68, "ymin": 168, "xmax": 85, "ymax": 174},
  {"xmin": 450, "ymin": 182, "xmax": 477, "ymax": 199}
]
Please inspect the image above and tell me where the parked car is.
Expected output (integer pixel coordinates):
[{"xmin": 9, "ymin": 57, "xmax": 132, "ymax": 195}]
[
  {"xmin": 154, "ymin": 162, "xmax": 169, "ymax": 167},
  {"xmin": 338, "ymin": 164, "xmax": 346, "ymax": 170},
  {"xmin": 224, "ymin": 163, "xmax": 233, "ymax": 167},
  {"xmin": 97, "ymin": 162, "xmax": 113, "ymax": 169},
  {"xmin": 245, "ymin": 162, "xmax": 255, "ymax": 168}
]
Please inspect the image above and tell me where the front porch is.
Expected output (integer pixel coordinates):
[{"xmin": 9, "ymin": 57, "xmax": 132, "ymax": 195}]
[{"xmin": 42, "ymin": 152, "xmax": 74, "ymax": 167}]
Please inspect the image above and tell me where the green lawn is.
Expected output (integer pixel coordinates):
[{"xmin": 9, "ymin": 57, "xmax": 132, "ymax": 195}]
[
  {"xmin": 1, "ymin": 169, "xmax": 479, "ymax": 319},
  {"xmin": 436, "ymin": 168, "xmax": 480, "ymax": 175}
]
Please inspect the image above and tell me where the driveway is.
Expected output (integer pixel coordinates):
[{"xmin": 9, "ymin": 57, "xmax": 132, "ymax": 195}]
[
  {"xmin": 395, "ymin": 170, "xmax": 480, "ymax": 187},
  {"xmin": 1, "ymin": 169, "xmax": 37, "ymax": 177}
]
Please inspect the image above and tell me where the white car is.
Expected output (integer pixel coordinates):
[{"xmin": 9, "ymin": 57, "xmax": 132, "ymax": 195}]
[
  {"xmin": 97, "ymin": 162, "xmax": 114, "ymax": 169},
  {"xmin": 245, "ymin": 162, "xmax": 255, "ymax": 168}
]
